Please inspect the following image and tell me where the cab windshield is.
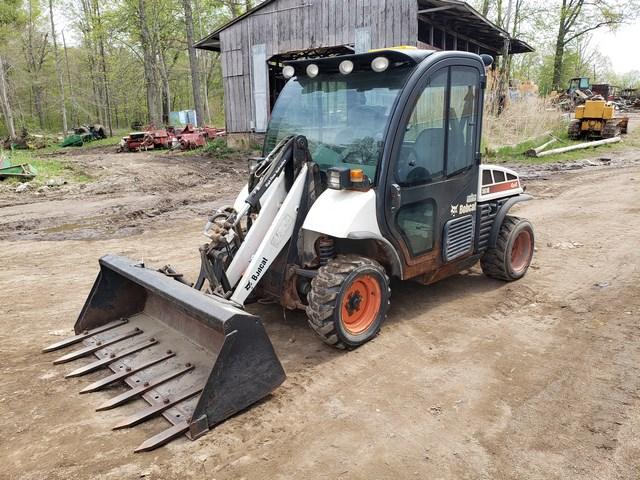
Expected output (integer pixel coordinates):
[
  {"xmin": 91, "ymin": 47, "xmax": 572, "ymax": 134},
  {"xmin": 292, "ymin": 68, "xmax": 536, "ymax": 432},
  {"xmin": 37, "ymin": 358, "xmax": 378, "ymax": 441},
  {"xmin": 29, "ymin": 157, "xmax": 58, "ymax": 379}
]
[{"xmin": 264, "ymin": 67, "xmax": 412, "ymax": 181}]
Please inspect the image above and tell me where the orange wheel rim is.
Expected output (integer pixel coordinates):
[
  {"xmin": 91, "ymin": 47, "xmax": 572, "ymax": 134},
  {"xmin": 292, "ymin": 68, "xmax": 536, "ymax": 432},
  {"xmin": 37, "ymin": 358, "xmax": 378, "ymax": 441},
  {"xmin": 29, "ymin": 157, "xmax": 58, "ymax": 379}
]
[
  {"xmin": 511, "ymin": 230, "xmax": 532, "ymax": 273},
  {"xmin": 340, "ymin": 274, "xmax": 381, "ymax": 335}
]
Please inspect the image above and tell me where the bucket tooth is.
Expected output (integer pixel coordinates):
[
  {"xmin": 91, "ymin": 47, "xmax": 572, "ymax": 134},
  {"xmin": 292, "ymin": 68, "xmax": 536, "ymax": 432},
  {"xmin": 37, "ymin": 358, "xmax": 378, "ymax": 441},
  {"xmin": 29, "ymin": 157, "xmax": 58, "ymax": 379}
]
[
  {"xmin": 134, "ymin": 421, "xmax": 190, "ymax": 453},
  {"xmin": 96, "ymin": 363, "xmax": 195, "ymax": 411},
  {"xmin": 65, "ymin": 337, "xmax": 158, "ymax": 378},
  {"xmin": 42, "ymin": 318, "xmax": 129, "ymax": 353},
  {"xmin": 112, "ymin": 386, "xmax": 202, "ymax": 430},
  {"xmin": 53, "ymin": 328, "xmax": 144, "ymax": 365},
  {"xmin": 79, "ymin": 351, "xmax": 176, "ymax": 394},
  {"xmin": 44, "ymin": 254, "xmax": 286, "ymax": 451}
]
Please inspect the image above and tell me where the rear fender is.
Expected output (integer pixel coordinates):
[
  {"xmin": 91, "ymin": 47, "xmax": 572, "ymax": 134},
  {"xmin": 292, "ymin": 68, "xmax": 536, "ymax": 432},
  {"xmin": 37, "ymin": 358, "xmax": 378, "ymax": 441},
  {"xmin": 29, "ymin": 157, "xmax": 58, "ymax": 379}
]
[{"xmin": 489, "ymin": 194, "xmax": 533, "ymax": 248}]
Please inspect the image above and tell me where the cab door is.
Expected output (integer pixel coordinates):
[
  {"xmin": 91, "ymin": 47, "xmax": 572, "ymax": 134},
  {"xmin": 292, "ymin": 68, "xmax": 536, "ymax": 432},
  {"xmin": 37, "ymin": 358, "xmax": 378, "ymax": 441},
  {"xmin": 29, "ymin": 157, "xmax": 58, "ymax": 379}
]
[{"xmin": 383, "ymin": 60, "xmax": 483, "ymax": 279}]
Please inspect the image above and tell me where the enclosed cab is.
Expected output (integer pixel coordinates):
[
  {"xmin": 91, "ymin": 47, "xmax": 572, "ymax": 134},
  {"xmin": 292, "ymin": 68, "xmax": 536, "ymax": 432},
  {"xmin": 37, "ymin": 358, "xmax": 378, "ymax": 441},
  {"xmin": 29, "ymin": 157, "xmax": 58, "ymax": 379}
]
[{"xmin": 259, "ymin": 48, "xmax": 535, "ymax": 347}]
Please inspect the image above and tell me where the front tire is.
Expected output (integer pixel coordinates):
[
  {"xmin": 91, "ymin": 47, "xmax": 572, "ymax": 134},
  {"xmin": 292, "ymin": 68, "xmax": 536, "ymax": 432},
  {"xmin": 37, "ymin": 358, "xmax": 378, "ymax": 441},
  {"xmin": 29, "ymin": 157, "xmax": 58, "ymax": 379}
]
[
  {"xmin": 481, "ymin": 216, "xmax": 534, "ymax": 281},
  {"xmin": 306, "ymin": 255, "xmax": 390, "ymax": 349}
]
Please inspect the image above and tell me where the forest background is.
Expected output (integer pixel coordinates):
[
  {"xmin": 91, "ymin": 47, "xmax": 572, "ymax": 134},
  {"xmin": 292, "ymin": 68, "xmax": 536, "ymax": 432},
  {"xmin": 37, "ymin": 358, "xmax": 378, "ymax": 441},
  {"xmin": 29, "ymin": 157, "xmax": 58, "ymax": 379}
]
[{"xmin": 0, "ymin": 0, "xmax": 638, "ymax": 138}]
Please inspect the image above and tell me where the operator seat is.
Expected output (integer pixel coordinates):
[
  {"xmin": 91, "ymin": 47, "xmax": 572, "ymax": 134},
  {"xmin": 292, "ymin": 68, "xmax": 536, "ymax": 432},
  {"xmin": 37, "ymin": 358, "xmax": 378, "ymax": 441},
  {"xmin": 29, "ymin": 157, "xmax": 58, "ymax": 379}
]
[{"xmin": 411, "ymin": 127, "xmax": 444, "ymax": 180}]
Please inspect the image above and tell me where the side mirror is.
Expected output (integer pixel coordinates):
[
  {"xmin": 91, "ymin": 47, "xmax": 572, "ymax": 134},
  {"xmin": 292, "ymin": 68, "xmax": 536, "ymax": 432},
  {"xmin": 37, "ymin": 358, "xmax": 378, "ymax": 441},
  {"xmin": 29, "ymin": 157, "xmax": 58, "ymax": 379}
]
[{"xmin": 480, "ymin": 54, "xmax": 494, "ymax": 67}]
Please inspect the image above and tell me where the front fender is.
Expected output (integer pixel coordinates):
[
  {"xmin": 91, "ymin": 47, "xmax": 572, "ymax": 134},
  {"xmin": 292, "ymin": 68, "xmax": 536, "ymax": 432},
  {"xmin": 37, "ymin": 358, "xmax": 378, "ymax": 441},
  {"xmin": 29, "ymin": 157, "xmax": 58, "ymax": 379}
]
[
  {"xmin": 489, "ymin": 194, "xmax": 533, "ymax": 248},
  {"xmin": 302, "ymin": 188, "xmax": 383, "ymax": 239},
  {"xmin": 302, "ymin": 188, "xmax": 403, "ymax": 277}
]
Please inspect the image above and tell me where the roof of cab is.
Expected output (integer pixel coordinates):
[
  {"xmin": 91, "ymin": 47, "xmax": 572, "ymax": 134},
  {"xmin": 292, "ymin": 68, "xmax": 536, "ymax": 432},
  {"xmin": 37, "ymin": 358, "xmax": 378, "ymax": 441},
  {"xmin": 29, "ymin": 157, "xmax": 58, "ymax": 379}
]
[{"xmin": 285, "ymin": 48, "xmax": 437, "ymax": 73}]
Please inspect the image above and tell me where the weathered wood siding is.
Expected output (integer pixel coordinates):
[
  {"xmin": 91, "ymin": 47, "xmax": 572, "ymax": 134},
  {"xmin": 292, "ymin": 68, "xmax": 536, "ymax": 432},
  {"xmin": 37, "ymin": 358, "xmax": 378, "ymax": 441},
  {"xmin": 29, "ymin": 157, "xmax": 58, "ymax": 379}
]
[{"xmin": 220, "ymin": 0, "xmax": 419, "ymax": 133}]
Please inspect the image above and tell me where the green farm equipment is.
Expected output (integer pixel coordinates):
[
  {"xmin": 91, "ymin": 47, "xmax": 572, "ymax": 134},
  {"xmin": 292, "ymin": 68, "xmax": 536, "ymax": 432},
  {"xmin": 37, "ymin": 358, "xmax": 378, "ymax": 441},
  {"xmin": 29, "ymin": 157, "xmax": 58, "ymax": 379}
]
[{"xmin": 0, "ymin": 157, "xmax": 37, "ymax": 180}]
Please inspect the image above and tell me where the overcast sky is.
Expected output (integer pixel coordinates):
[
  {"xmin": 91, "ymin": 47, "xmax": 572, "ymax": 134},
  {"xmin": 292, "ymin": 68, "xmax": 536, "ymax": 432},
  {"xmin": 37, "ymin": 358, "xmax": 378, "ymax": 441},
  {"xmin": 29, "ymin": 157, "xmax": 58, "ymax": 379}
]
[{"xmin": 585, "ymin": 20, "xmax": 640, "ymax": 74}]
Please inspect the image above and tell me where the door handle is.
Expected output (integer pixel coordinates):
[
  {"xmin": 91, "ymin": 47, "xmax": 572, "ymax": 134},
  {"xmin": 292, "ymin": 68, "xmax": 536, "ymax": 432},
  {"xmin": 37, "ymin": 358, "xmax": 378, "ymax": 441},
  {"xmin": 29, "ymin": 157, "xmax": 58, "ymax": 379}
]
[{"xmin": 390, "ymin": 183, "xmax": 401, "ymax": 211}]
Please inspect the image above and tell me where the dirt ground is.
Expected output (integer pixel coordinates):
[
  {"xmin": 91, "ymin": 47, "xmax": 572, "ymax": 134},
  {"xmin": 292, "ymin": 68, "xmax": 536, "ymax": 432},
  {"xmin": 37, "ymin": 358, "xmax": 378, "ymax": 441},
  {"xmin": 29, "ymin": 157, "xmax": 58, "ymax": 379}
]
[{"xmin": 1, "ymin": 140, "xmax": 640, "ymax": 480}]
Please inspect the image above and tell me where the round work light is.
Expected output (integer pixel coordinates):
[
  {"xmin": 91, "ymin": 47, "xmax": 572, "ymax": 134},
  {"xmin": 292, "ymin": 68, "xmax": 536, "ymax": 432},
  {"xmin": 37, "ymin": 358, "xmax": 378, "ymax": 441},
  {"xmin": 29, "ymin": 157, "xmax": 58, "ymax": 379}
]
[
  {"xmin": 306, "ymin": 63, "xmax": 319, "ymax": 77},
  {"xmin": 282, "ymin": 65, "xmax": 295, "ymax": 79},
  {"xmin": 339, "ymin": 60, "xmax": 354, "ymax": 75},
  {"xmin": 371, "ymin": 56, "xmax": 390, "ymax": 72}
]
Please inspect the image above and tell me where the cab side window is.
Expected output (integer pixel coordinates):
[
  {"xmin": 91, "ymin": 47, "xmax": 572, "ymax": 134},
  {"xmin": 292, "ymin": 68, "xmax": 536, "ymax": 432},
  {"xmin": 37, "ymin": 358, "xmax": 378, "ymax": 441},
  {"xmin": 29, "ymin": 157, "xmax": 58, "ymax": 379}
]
[
  {"xmin": 396, "ymin": 66, "xmax": 479, "ymax": 185},
  {"xmin": 396, "ymin": 69, "xmax": 447, "ymax": 185},
  {"xmin": 447, "ymin": 67, "xmax": 479, "ymax": 176}
]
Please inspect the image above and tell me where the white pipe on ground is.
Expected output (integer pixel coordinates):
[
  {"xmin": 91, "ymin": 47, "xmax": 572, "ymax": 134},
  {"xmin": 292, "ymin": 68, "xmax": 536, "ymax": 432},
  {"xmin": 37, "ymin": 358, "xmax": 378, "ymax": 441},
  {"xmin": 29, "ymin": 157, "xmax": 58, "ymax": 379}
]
[{"xmin": 535, "ymin": 136, "xmax": 621, "ymax": 157}]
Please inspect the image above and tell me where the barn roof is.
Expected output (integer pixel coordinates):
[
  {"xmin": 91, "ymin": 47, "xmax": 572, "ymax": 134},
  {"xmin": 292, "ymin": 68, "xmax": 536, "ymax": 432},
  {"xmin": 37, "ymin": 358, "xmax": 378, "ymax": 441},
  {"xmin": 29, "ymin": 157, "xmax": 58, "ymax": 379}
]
[
  {"xmin": 195, "ymin": 0, "xmax": 533, "ymax": 55},
  {"xmin": 195, "ymin": 0, "xmax": 278, "ymax": 51}
]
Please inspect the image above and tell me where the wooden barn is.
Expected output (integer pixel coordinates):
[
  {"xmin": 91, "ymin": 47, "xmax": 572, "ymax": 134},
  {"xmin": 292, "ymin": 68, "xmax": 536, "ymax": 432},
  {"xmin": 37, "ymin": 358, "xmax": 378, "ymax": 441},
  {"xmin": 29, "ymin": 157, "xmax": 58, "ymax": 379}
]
[{"xmin": 195, "ymin": 0, "xmax": 533, "ymax": 135}]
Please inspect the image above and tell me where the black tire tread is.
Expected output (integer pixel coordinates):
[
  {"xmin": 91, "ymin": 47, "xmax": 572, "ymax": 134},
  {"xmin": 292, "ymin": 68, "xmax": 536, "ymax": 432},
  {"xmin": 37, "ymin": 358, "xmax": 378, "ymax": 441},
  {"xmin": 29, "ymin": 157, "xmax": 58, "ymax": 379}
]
[
  {"xmin": 306, "ymin": 254, "xmax": 390, "ymax": 349},
  {"xmin": 568, "ymin": 120, "xmax": 582, "ymax": 140},
  {"xmin": 481, "ymin": 215, "xmax": 527, "ymax": 281}
]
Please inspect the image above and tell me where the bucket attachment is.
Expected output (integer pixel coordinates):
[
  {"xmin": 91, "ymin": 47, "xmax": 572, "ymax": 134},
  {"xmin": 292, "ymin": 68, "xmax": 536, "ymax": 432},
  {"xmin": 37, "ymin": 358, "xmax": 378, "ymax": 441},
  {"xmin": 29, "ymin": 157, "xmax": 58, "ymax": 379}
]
[{"xmin": 43, "ymin": 254, "xmax": 286, "ymax": 452}]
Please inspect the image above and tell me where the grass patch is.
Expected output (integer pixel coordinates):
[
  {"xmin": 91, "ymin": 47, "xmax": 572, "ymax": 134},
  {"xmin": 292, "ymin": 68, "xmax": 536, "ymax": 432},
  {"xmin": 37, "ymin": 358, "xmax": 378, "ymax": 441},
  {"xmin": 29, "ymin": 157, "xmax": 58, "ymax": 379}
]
[
  {"xmin": 202, "ymin": 138, "xmax": 236, "ymax": 158},
  {"xmin": 483, "ymin": 97, "xmax": 565, "ymax": 152},
  {"xmin": 1, "ymin": 149, "xmax": 92, "ymax": 185},
  {"xmin": 0, "ymin": 130, "xmax": 129, "ymax": 185},
  {"xmin": 486, "ymin": 116, "xmax": 640, "ymax": 164}
]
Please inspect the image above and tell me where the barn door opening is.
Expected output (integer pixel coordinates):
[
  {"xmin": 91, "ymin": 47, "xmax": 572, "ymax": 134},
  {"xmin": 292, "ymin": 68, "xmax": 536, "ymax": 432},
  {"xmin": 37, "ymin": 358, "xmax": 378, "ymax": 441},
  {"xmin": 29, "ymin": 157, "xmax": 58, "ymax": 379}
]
[{"xmin": 266, "ymin": 46, "xmax": 355, "ymax": 113}]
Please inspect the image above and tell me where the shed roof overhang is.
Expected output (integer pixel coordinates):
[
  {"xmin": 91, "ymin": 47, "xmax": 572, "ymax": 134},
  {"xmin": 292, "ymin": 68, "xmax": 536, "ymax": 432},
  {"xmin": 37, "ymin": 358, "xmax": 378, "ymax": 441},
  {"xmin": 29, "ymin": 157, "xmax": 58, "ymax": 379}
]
[{"xmin": 417, "ymin": 0, "xmax": 534, "ymax": 54}]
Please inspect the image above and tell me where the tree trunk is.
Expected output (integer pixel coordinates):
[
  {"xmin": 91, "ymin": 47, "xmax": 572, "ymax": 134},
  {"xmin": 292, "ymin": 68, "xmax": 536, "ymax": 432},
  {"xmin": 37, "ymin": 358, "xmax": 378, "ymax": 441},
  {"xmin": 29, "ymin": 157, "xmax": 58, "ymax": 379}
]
[
  {"xmin": 80, "ymin": 0, "xmax": 103, "ymax": 124},
  {"xmin": 491, "ymin": 0, "xmax": 512, "ymax": 115},
  {"xmin": 24, "ymin": 0, "xmax": 49, "ymax": 130},
  {"xmin": 551, "ymin": 31, "xmax": 566, "ymax": 90},
  {"xmin": 33, "ymin": 86, "xmax": 46, "ymax": 129},
  {"xmin": 138, "ymin": 0, "xmax": 161, "ymax": 125},
  {"xmin": 61, "ymin": 30, "xmax": 77, "ymax": 127},
  {"xmin": 194, "ymin": 0, "xmax": 212, "ymax": 124},
  {"xmin": 183, "ymin": 0, "xmax": 204, "ymax": 126},
  {"xmin": 551, "ymin": 0, "xmax": 568, "ymax": 90},
  {"xmin": 94, "ymin": 0, "xmax": 113, "ymax": 136},
  {"xmin": 0, "ymin": 55, "xmax": 16, "ymax": 139},
  {"xmin": 158, "ymin": 51, "xmax": 171, "ymax": 124},
  {"xmin": 49, "ymin": 0, "xmax": 68, "ymax": 134},
  {"xmin": 481, "ymin": 0, "xmax": 490, "ymax": 16}
]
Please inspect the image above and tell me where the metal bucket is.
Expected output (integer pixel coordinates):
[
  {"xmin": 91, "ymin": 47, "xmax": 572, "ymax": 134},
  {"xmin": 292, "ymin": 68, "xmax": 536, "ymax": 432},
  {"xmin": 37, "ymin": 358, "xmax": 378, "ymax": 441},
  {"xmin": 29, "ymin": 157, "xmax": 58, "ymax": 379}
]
[{"xmin": 43, "ymin": 254, "xmax": 285, "ymax": 452}]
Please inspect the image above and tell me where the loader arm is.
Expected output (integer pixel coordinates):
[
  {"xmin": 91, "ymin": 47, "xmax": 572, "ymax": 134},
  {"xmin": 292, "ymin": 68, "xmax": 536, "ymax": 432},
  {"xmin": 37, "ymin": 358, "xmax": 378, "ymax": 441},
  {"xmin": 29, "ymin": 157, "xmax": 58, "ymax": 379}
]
[{"xmin": 202, "ymin": 135, "xmax": 315, "ymax": 303}]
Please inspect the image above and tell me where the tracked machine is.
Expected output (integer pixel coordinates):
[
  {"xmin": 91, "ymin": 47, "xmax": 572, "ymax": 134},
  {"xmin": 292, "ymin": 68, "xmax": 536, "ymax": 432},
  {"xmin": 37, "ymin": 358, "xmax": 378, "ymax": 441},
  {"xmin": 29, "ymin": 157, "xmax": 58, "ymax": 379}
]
[
  {"xmin": 568, "ymin": 98, "xmax": 629, "ymax": 139},
  {"xmin": 44, "ymin": 48, "xmax": 535, "ymax": 451}
]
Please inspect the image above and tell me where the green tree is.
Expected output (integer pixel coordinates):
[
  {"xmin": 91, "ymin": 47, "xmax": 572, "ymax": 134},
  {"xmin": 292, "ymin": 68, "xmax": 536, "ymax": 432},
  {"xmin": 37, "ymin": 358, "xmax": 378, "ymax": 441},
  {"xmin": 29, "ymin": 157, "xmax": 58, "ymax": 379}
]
[
  {"xmin": 0, "ymin": 0, "xmax": 23, "ymax": 138},
  {"xmin": 550, "ymin": 0, "xmax": 635, "ymax": 89}
]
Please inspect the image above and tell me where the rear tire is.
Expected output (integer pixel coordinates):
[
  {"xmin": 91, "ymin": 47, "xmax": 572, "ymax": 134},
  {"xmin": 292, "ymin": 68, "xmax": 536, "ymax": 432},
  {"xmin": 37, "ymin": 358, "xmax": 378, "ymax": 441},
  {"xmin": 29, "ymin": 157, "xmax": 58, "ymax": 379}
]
[
  {"xmin": 481, "ymin": 216, "xmax": 534, "ymax": 281},
  {"xmin": 306, "ymin": 255, "xmax": 390, "ymax": 349}
]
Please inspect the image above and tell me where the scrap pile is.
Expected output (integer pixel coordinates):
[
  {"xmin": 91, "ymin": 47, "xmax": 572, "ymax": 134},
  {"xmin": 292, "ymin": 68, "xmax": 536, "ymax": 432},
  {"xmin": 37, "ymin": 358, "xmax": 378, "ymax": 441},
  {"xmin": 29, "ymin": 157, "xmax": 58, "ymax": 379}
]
[
  {"xmin": 120, "ymin": 128, "xmax": 172, "ymax": 152},
  {"xmin": 618, "ymin": 88, "xmax": 640, "ymax": 111},
  {"xmin": 551, "ymin": 77, "xmax": 640, "ymax": 113},
  {"xmin": 119, "ymin": 124, "xmax": 226, "ymax": 152},
  {"xmin": 61, "ymin": 125, "xmax": 107, "ymax": 147},
  {"xmin": 3, "ymin": 128, "xmax": 59, "ymax": 150}
]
